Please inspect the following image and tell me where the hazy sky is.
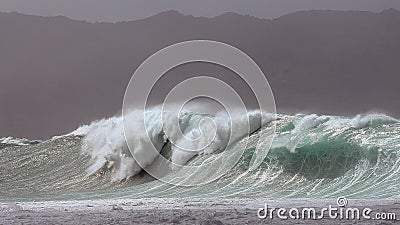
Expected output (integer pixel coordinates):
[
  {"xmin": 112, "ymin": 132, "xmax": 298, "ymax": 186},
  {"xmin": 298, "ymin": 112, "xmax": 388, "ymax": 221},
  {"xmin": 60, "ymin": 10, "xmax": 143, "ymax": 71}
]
[{"xmin": 0, "ymin": 0, "xmax": 399, "ymax": 22}]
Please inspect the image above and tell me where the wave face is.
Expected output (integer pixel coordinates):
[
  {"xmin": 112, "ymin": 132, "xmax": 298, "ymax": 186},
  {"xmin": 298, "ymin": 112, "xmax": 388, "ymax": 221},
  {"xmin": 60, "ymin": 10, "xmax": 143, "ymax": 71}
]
[{"xmin": 0, "ymin": 109, "xmax": 399, "ymax": 201}]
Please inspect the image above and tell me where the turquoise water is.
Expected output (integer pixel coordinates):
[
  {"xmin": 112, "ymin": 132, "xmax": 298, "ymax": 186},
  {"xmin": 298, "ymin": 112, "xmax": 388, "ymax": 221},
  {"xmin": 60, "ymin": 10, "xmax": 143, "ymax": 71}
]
[{"xmin": 1, "ymin": 113, "xmax": 399, "ymax": 202}]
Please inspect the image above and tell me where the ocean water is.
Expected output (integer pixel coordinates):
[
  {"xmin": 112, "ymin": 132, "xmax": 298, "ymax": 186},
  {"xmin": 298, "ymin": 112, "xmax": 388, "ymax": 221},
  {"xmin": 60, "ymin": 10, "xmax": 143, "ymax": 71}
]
[{"xmin": 1, "ymin": 108, "xmax": 399, "ymax": 202}]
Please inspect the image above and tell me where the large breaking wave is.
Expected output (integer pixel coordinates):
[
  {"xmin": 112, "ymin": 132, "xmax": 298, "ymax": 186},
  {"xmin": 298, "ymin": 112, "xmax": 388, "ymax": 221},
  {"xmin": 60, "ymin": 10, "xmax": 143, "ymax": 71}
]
[
  {"xmin": 1, "ymin": 108, "xmax": 399, "ymax": 201},
  {"xmin": 77, "ymin": 106, "xmax": 273, "ymax": 182}
]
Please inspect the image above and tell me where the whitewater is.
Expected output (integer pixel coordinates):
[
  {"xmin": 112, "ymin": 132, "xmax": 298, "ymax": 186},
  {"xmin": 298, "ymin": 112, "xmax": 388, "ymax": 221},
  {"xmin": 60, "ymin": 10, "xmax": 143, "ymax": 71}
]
[{"xmin": 1, "ymin": 107, "xmax": 399, "ymax": 202}]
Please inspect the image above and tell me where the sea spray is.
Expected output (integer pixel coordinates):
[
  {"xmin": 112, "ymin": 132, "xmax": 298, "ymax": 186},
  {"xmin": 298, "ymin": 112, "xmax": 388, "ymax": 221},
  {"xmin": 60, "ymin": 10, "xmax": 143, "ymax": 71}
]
[{"xmin": 79, "ymin": 106, "xmax": 272, "ymax": 182}]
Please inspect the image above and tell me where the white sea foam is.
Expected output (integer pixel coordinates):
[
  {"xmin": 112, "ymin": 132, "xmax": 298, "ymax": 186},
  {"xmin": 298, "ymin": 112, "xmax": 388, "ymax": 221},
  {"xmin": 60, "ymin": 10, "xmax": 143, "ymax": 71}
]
[
  {"xmin": 292, "ymin": 114, "xmax": 330, "ymax": 133},
  {"xmin": 77, "ymin": 106, "xmax": 272, "ymax": 182},
  {"xmin": 0, "ymin": 137, "xmax": 39, "ymax": 146},
  {"xmin": 350, "ymin": 113, "xmax": 399, "ymax": 129},
  {"xmin": 272, "ymin": 113, "xmax": 399, "ymax": 153}
]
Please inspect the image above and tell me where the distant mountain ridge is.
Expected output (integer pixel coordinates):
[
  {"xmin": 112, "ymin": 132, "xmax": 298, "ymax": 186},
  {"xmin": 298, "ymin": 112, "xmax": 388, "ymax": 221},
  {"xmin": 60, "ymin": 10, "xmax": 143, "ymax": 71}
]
[{"xmin": 0, "ymin": 9, "xmax": 399, "ymax": 139}]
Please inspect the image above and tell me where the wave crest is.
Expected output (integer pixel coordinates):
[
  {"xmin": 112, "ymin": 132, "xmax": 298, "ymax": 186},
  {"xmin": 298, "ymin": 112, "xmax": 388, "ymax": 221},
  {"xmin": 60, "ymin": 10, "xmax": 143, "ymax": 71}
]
[{"xmin": 79, "ymin": 106, "xmax": 271, "ymax": 182}]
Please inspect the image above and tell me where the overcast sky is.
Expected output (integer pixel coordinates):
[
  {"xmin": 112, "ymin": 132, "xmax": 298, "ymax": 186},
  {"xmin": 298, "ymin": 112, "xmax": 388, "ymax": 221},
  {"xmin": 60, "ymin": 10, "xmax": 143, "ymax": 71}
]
[{"xmin": 0, "ymin": 0, "xmax": 399, "ymax": 22}]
